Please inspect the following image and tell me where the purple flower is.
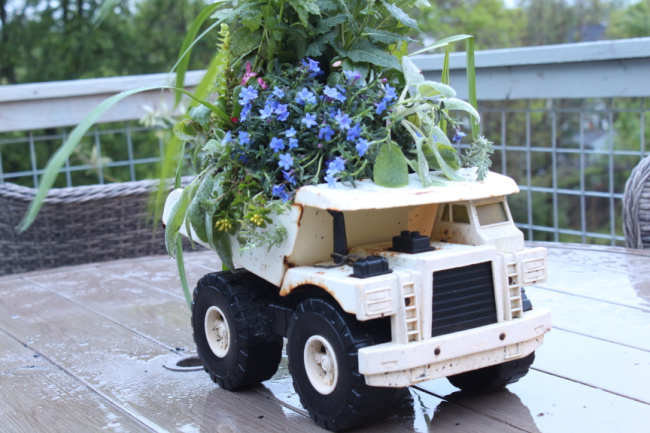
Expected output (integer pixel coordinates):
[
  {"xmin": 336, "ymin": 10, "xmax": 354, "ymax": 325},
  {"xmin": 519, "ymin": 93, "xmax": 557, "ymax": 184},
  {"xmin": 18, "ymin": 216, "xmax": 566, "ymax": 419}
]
[
  {"xmin": 452, "ymin": 130, "xmax": 467, "ymax": 143},
  {"xmin": 283, "ymin": 170, "xmax": 296, "ymax": 185},
  {"xmin": 323, "ymin": 86, "xmax": 346, "ymax": 102},
  {"xmin": 272, "ymin": 86, "xmax": 285, "ymax": 99},
  {"xmin": 318, "ymin": 125, "xmax": 335, "ymax": 141},
  {"xmin": 324, "ymin": 173, "xmax": 337, "ymax": 188},
  {"xmin": 239, "ymin": 86, "xmax": 258, "ymax": 105},
  {"xmin": 269, "ymin": 137, "xmax": 285, "ymax": 153},
  {"xmin": 259, "ymin": 104, "xmax": 274, "ymax": 119},
  {"xmin": 288, "ymin": 137, "xmax": 299, "ymax": 149},
  {"xmin": 335, "ymin": 110, "xmax": 352, "ymax": 130},
  {"xmin": 346, "ymin": 123, "xmax": 362, "ymax": 141},
  {"xmin": 275, "ymin": 104, "xmax": 289, "ymax": 121},
  {"xmin": 296, "ymin": 87, "xmax": 317, "ymax": 105},
  {"xmin": 356, "ymin": 138, "xmax": 369, "ymax": 157},
  {"xmin": 272, "ymin": 184, "xmax": 289, "ymax": 202},
  {"xmin": 239, "ymin": 131, "xmax": 250, "ymax": 146},
  {"xmin": 278, "ymin": 153, "xmax": 293, "ymax": 170},
  {"xmin": 384, "ymin": 84, "xmax": 397, "ymax": 102},
  {"xmin": 376, "ymin": 100, "xmax": 387, "ymax": 115},
  {"xmin": 302, "ymin": 113, "xmax": 317, "ymax": 128}
]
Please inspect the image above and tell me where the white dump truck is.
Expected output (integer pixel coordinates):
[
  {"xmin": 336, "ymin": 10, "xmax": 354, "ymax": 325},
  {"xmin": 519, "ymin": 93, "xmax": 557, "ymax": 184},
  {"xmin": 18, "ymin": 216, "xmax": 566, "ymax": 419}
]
[{"xmin": 164, "ymin": 171, "xmax": 551, "ymax": 431}]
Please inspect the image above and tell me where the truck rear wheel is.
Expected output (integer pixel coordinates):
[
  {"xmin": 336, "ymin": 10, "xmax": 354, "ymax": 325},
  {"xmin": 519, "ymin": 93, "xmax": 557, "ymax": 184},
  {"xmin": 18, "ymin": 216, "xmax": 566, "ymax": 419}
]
[
  {"xmin": 447, "ymin": 352, "xmax": 536, "ymax": 393},
  {"xmin": 287, "ymin": 298, "xmax": 396, "ymax": 431},
  {"xmin": 192, "ymin": 271, "xmax": 283, "ymax": 389}
]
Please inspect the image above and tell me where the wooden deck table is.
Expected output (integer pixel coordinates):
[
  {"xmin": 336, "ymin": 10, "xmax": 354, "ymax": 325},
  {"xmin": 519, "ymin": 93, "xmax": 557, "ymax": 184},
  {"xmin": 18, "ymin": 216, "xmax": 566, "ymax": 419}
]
[{"xmin": 1, "ymin": 242, "xmax": 649, "ymax": 432}]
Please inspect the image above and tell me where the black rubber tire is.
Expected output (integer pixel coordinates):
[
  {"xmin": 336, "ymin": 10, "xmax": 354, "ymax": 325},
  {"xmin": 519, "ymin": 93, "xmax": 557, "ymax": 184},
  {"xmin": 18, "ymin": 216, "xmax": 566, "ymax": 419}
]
[
  {"xmin": 447, "ymin": 351, "xmax": 536, "ymax": 393},
  {"xmin": 287, "ymin": 298, "xmax": 396, "ymax": 431},
  {"xmin": 192, "ymin": 270, "xmax": 283, "ymax": 390}
]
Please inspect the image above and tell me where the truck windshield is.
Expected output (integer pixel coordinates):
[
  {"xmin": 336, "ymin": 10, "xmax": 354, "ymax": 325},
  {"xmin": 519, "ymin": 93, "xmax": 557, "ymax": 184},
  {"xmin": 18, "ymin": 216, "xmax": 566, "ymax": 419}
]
[{"xmin": 476, "ymin": 202, "xmax": 509, "ymax": 226}]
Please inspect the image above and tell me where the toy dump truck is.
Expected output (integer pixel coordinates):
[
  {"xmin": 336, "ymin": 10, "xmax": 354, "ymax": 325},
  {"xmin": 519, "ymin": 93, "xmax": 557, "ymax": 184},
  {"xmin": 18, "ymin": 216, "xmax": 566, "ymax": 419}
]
[{"xmin": 163, "ymin": 172, "xmax": 551, "ymax": 431}]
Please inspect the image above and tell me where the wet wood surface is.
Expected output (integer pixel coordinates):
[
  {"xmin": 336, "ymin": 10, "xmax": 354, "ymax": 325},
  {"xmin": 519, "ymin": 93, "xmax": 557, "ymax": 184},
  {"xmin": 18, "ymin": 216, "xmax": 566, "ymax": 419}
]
[{"xmin": 1, "ymin": 243, "xmax": 649, "ymax": 432}]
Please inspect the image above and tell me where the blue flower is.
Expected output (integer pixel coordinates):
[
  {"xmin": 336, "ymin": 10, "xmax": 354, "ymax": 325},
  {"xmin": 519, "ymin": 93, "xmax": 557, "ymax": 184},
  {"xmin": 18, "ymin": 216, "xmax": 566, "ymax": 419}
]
[
  {"xmin": 272, "ymin": 86, "xmax": 284, "ymax": 99},
  {"xmin": 331, "ymin": 156, "xmax": 345, "ymax": 172},
  {"xmin": 239, "ymin": 130, "xmax": 250, "ymax": 146},
  {"xmin": 240, "ymin": 102, "xmax": 252, "ymax": 121},
  {"xmin": 302, "ymin": 113, "xmax": 317, "ymax": 128},
  {"xmin": 324, "ymin": 173, "xmax": 337, "ymax": 188},
  {"xmin": 318, "ymin": 125, "xmax": 335, "ymax": 141},
  {"xmin": 272, "ymin": 184, "xmax": 289, "ymax": 202},
  {"xmin": 303, "ymin": 57, "xmax": 323, "ymax": 78},
  {"xmin": 346, "ymin": 123, "xmax": 362, "ymax": 141},
  {"xmin": 323, "ymin": 86, "xmax": 346, "ymax": 102},
  {"xmin": 356, "ymin": 138, "xmax": 369, "ymax": 157},
  {"xmin": 384, "ymin": 84, "xmax": 397, "ymax": 102},
  {"xmin": 335, "ymin": 110, "xmax": 352, "ymax": 130},
  {"xmin": 376, "ymin": 100, "xmax": 387, "ymax": 115},
  {"xmin": 239, "ymin": 86, "xmax": 258, "ymax": 105},
  {"xmin": 296, "ymin": 87, "xmax": 317, "ymax": 105},
  {"xmin": 344, "ymin": 70, "xmax": 362, "ymax": 82},
  {"xmin": 275, "ymin": 104, "xmax": 289, "ymax": 121},
  {"xmin": 269, "ymin": 137, "xmax": 285, "ymax": 153},
  {"xmin": 282, "ymin": 170, "xmax": 296, "ymax": 185},
  {"xmin": 284, "ymin": 126, "xmax": 297, "ymax": 138},
  {"xmin": 452, "ymin": 130, "xmax": 467, "ymax": 143},
  {"xmin": 288, "ymin": 137, "xmax": 299, "ymax": 149},
  {"xmin": 221, "ymin": 131, "xmax": 232, "ymax": 145},
  {"xmin": 278, "ymin": 153, "xmax": 293, "ymax": 170},
  {"xmin": 259, "ymin": 104, "xmax": 274, "ymax": 119}
]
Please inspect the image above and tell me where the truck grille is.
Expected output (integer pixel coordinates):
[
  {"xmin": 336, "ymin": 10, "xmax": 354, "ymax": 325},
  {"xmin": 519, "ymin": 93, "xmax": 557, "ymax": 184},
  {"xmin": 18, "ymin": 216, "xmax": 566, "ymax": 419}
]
[{"xmin": 432, "ymin": 261, "xmax": 497, "ymax": 337}]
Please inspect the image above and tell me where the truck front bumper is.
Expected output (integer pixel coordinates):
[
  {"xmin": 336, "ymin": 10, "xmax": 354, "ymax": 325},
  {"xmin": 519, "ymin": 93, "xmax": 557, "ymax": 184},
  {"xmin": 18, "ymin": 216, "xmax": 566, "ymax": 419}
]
[{"xmin": 358, "ymin": 308, "xmax": 551, "ymax": 387}]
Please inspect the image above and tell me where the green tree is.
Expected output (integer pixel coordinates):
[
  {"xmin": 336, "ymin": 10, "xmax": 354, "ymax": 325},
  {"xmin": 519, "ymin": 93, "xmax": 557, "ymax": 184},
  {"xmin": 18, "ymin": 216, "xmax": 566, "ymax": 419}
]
[{"xmin": 608, "ymin": 0, "xmax": 650, "ymax": 38}]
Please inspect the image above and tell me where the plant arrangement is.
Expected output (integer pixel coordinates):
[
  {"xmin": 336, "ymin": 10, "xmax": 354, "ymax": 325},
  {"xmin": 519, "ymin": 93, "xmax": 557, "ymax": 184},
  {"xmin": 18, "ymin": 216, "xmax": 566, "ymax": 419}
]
[{"xmin": 19, "ymin": 0, "xmax": 494, "ymax": 299}]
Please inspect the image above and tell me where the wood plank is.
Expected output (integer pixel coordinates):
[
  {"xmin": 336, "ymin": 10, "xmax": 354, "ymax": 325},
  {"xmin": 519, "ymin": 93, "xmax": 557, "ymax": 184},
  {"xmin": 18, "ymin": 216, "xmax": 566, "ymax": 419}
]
[
  {"xmin": 0, "ymin": 277, "xmax": 325, "ymax": 432},
  {"xmin": 533, "ymin": 328, "xmax": 650, "ymax": 404},
  {"xmin": 535, "ymin": 248, "xmax": 650, "ymax": 310},
  {"xmin": 527, "ymin": 286, "xmax": 650, "ymax": 351},
  {"xmin": 417, "ymin": 369, "xmax": 650, "ymax": 433},
  {"xmin": 0, "ymin": 331, "xmax": 150, "ymax": 432}
]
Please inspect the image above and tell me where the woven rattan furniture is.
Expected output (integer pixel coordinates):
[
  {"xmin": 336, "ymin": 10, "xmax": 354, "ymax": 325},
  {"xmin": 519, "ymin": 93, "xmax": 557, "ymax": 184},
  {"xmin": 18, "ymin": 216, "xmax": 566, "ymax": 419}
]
[
  {"xmin": 623, "ymin": 155, "xmax": 650, "ymax": 249},
  {"xmin": 0, "ymin": 179, "xmax": 193, "ymax": 276}
]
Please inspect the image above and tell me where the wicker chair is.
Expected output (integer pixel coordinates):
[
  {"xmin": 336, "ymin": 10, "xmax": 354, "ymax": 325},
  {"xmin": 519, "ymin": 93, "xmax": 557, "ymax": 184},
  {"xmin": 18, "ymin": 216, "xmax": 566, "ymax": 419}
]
[
  {"xmin": 0, "ymin": 179, "xmax": 192, "ymax": 276},
  {"xmin": 623, "ymin": 155, "xmax": 650, "ymax": 250}
]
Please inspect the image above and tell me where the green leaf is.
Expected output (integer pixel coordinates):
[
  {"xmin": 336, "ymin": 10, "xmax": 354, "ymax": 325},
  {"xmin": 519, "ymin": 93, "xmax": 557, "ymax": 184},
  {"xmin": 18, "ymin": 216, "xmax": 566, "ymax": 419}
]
[
  {"xmin": 418, "ymin": 81, "xmax": 456, "ymax": 98},
  {"xmin": 174, "ymin": 237, "xmax": 192, "ymax": 309},
  {"xmin": 289, "ymin": 0, "xmax": 320, "ymax": 27},
  {"xmin": 173, "ymin": 119, "xmax": 199, "ymax": 141},
  {"xmin": 425, "ymin": 143, "xmax": 460, "ymax": 171},
  {"xmin": 316, "ymin": 0, "xmax": 338, "ymax": 14},
  {"xmin": 231, "ymin": 27, "xmax": 263, "ymax": 57},
  {"xmin": 188, "ymin": 174, "xmax": 216, "ymax": 243},
  {"xmin": 164, "ymin": 177, "xmax": 201, "ymax": 255},
  {"xmin": 305, "ymin": 29, "xmax": 337, "ymax": 57},
  {"xmin": 466, "ymin": 37, "xmax": 479, "ymax": 139},
  {"xmin": 314, "ymin": 14, "xmax": 347, "ymax": 35},
  {"xmin": 373, "ymin": 142, "xmax": 409, "ymax": 188},
  {"xmin": 213, "ymin": 231, "xmax": 235, "ymax": 271},
  {"xmin": 189, "ymin": 105, "xmax": 211, "ymax": 129},
  {"xmin": 339, "ymin": 40, "xmax": 401, "ymax": 71},
  {"xmin": 408, "ymin": 34, "xmax": 473, "ymax": 56},
  {"xmin": 443, "ymin": 97, "xmax": 481, "ymax": 123},
  {"xmin": 240, "ymin": 8, "xmax": 263, "ymax": 32},
  {"xmin": 401, "ymin": 56, "xmax": 425, "ymax": 88},
  {"xmin": 364, "ymin": 28, "xmax": 410, "ymax": 45},
  {"xmin": 381, "ymin": 0, "xmax": 420, "ymax": 30}
]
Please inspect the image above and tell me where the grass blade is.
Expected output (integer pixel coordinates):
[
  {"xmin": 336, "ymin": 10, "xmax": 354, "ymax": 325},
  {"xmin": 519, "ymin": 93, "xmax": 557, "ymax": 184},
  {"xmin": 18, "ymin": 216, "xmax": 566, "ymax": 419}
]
[{"xmin": 465, "ymin": 36, "xmax": 479, "ymax": 139}]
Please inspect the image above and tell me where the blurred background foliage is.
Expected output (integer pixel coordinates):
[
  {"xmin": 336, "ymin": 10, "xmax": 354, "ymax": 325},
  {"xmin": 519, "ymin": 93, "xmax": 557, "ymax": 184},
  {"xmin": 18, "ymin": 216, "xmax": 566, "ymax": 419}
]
[{"xmin": 1, "ymin": 0, "xmax": 648, "ymax": 244}]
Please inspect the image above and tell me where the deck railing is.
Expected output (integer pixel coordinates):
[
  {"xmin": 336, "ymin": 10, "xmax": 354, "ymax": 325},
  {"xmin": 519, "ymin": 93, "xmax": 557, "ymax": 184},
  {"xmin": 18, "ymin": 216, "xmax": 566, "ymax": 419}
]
[{"xmin": 1, "ymin": 38, "xmax": 649, "ymax": 246}]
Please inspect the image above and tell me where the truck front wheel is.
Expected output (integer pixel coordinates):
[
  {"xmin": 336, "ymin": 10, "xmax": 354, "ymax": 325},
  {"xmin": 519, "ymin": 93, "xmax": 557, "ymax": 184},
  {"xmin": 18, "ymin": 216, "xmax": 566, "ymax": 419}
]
[
  {"xmin": 192, "ymin": 271, "xmax": 283, "ymax": 389},
  {"xmin": 287, "ymin": 298, "xmax": 396, "ymax": 431},
  {"xmin": 447, "ymin": 351, "xmax": 536, "ymax": 393}
]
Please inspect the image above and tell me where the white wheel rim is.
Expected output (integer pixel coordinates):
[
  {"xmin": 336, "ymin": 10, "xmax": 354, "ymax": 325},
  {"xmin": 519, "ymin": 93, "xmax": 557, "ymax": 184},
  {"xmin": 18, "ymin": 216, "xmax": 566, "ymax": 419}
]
[
  {"xmin": 304, "ymin": 335, "xmax": 338, "ymax": 395},
  {"xmin": 205, "ymin": 306, "xmax": 230, "ymax": 358}
]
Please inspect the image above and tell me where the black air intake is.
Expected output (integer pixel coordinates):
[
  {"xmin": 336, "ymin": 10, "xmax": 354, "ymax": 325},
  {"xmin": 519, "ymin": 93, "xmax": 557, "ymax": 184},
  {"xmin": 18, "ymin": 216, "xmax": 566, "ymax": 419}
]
[{"xmin": 432, "ymin": 261, "xmax": 497, "ymax": 337}]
